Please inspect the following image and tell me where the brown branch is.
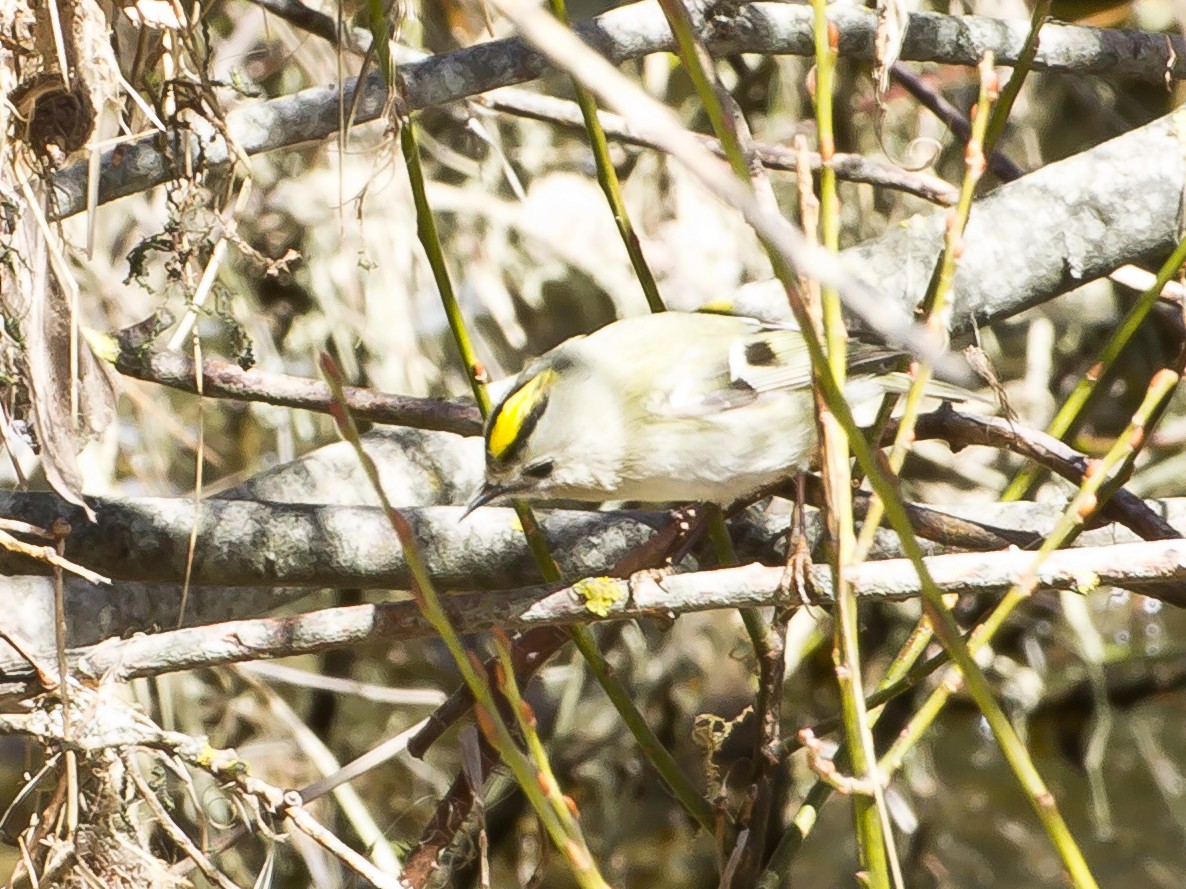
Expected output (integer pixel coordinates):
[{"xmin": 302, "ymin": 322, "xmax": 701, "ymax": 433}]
[
  {"xmin": 476, "ymin": 89, "xmax": 959, "ymax": 205},
  {"xmin": 904, "ymin": 407, "xmax": 1181, "ymax": 541},
  {"xmin": 798, "ymin": 476, "xmax": 1043, "ymax": 550},
  {"xmin": 115, "ymin": 348, "xmax": 482, "ymax": 436}
]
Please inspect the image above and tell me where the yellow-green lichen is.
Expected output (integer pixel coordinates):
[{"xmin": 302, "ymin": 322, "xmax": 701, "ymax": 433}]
[
  {"xmin": 1069, "ymin": 570, "xmax": 1101, "ymax": 596},
  {"xmin": 574, "ymin": 577, "xmax": 623, "ymax": 617}
]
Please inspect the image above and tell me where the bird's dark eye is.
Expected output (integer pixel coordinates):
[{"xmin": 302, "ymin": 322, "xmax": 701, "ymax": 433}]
[{"xmin": 523, "ymin": 460, "xmax": 554, "ymax": 479}]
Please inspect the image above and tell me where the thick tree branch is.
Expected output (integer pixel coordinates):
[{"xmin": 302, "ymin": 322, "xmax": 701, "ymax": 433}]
[
  {"xmin": 735, "ymin": 111, "xmax": 1186, "ymax": 333},
  {"xmin": 0, "ymin": 493, "xmax": 667, "ymax": 589},
  {"xmin": 1, "ymin": 484, "xmax": 1178, "ymax": 592},
  {"xmin": 0, "ymin": 536, "xmax": 1177, "ymax": 700},
  {"xmin": 0, "ymin": 490, "xmax": 1180, "ymax": 657}
]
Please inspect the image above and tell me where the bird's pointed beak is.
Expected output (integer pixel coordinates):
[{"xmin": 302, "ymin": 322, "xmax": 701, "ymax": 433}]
[{"xmin": 460, "ymin": 481, "xmax": 506, "ymax": 521}]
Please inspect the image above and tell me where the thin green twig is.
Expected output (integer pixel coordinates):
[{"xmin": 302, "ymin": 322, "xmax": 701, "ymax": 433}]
[
  {"xmin": 654, "ymin": 8, "xmax": 829, "ymax": 874},
  {"xmin": 879, "ymin": 374, "xmax": 1179, "ymax": 887},
  {"xmin": 396, "ymin": 87, "xmax": 713, "ymax": 830},
  {"xmin": 982, "ymin": 0, "xmax": 1051, "ymax": 162},
  {"xmin": 1003, "ymin": 234, "xmax": 1186, "ymax": 501},
  {"xmin": 546, "ymin": 0, "xmax": 664, "ymax": 313},
  {"xmin": 399, "ymin": 125, "xmax": 490, "ymax": 412},
  {"xmin": 854, "ymin": 54, "xmax": 997, "ymax": 562},
  {"xmin": 762, "ymin": 323, "xmax": 1103, "ymax": 887},
  {"xmin": 322, "ymin": 355, "xmax": 609, "ymax": 887},
  {"xmin": 657, "ymin": 0, "xmax": 748, "ymax": 180},
  {"xmin": 810, "ymin": 7, "xmax": 893, "ymax": 885}
]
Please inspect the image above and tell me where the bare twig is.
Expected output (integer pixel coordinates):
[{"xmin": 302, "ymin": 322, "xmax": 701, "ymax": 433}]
[{"xmin": 114, "ymin": 347, "xmax": 482, "ymax": 436}]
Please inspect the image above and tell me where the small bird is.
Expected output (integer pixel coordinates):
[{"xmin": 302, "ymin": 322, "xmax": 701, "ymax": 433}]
[{"xmin": 465, "ymin": 311, "xmax": 971, "ymax": 514}]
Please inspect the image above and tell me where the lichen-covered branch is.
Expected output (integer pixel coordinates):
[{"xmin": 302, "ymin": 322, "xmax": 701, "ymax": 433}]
[{"xmin": 0, "ymin": 535, "xmax": 1176, "ymax": 699}]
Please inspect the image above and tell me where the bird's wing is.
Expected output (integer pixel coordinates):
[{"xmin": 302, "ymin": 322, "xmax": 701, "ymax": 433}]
[
  {"xmin": 659, "ymin": 324, "xmax": 907, "ymax": 419},
  {"xmin": 728, "ymin": 328, "xmax": 902, "ymax": 395}
]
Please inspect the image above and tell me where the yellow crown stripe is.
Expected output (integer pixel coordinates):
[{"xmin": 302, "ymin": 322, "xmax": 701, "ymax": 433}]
[{"xmin": 488, "ymin": 369, "xmax": 555, "ymax": 460}]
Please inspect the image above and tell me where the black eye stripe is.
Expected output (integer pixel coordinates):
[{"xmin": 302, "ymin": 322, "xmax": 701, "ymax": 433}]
[{"xmin": 523, "ymin": 459, "xmax": 554, "ymax": 479}]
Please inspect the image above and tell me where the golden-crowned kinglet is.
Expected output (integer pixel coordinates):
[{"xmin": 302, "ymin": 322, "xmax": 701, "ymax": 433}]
[{"xmin": 465, "ymin": 311, "xmax": 970, "ymax": 512}]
